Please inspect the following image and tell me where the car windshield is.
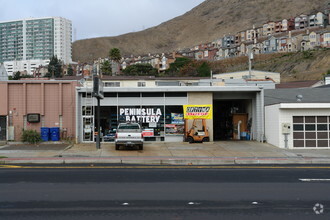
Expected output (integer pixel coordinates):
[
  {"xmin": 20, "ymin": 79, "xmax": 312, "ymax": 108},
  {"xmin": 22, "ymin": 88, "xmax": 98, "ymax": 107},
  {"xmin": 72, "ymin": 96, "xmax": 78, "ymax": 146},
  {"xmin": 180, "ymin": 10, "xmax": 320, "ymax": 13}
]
[{"xmin": 118, "ymin": 124, "xmax": 140, "ymax": 130}]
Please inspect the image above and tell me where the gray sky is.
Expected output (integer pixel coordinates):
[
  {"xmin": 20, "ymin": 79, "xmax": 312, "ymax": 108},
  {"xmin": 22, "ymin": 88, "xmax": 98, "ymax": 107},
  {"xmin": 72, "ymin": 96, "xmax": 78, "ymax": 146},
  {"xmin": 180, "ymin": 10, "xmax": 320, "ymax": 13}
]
[{"xmin": 0, "ymin": 0, "xmax": 205, "ymax": 41}]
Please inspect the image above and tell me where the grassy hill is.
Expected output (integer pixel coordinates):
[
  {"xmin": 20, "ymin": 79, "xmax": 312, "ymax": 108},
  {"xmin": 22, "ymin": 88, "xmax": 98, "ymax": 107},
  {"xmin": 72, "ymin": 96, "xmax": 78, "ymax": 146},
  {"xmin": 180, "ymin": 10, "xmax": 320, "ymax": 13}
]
[
  {"xmin": 210, "ymin": 49, "xmax": 330, "ymax": 82},
  {"xmin": 72, "ymin": 0, "xmax": 330, "ymax": 62}
]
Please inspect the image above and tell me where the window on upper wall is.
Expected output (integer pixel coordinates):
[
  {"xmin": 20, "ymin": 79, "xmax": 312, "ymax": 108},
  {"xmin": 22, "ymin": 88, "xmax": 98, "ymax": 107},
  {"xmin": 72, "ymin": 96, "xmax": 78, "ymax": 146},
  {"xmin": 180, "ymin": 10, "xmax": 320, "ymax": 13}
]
[
  {"xmin": 138, "ymin": 82, "xmax": 146, "ymax": 87},
  {"xmin": 104, "ymin": 82, "xmax": 120, "ymax": 87}
]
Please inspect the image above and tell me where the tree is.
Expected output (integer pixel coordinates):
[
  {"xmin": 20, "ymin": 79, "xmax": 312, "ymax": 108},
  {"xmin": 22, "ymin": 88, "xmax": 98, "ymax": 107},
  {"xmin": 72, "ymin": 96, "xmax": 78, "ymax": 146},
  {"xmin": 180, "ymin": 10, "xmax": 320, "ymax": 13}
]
[
  {"xmin": 100, "ymin": 60, "xmax": 112, "ymax": 75},
  {"xmin": 109, "ymin": 48, "xmax": 121, "ymax": 62},
  {"xmin": 9, "ymin": 71, "xmax": 34, "ymax": 80},
  {"xmin": 12, "ymin": 71, "xmax": 21, "ymax": 80},
  {"xmin": 197, "ymin": 62, "xmax": 211, "ymax": 77},
  {"xmin": 48, "ymin": 55, "xmax": 63, "ymax": 78},
  {"xmin": 123, "ymin": 63, "xmax": 158, "ymax": 76},
  {"xmin": 67, "ymin": 64, "xmax": 74, "ymax": 76},
  {"xmin": 166, "ymin": 57, "xmax": 192, "ymax": 74},
  {"xmin": 109, "ymin": 48, "xmax": 121, "ymax": 75}
]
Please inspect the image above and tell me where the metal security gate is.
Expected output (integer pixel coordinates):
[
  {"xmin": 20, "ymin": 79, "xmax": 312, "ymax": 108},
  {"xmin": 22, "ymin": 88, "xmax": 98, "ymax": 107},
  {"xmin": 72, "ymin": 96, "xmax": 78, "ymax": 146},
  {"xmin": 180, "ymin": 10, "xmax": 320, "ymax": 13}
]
[{"xmin": 0, "ymin": 116, "xmax": 6, "ymax": 141}]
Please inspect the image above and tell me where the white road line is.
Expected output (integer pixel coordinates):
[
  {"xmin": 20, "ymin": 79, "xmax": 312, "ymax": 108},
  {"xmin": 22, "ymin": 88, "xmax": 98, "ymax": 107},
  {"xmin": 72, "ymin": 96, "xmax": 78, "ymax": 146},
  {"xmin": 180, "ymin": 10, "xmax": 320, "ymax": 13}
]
[{"xmin": 299, "ymin": 178, "xmax": 330, "ymax": 182}]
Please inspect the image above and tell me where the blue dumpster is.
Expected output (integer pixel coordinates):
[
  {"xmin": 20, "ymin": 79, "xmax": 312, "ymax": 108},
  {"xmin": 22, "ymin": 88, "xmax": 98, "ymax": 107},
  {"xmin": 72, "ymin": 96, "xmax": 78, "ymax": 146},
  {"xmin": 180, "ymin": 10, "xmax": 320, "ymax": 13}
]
[
  {"xmin": 40, "ymin": 127, "xmax": 50, "ymax": 141},
  {"xmin": 50, "ymin": 127, "xmax": 60, "ymax": 141}
]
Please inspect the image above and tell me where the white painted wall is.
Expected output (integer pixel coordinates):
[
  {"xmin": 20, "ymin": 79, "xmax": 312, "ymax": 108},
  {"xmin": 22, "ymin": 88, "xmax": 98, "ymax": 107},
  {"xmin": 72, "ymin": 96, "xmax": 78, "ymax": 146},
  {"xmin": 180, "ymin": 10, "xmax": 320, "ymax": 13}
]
[
  {"xmin": 88, "ymin": 80, "xmax": 156, "ymax": 88},
  {"xmin": 4, "ymin": 59, "xmax": 50, "ymax": 76},
  {"xmin": 265, "ymin": 103, "xmax": 330, "ymax": 148},
  {"xmin": 265, "ymin": 104, "xmax": 280, "ymax": 147},
  {"xmin": 214, "ymin": 70, "xmax": 280, "ymax": 83},
  {"xmin": 54, "ymin": 17, "xmax": 72, "ymax": 64}
]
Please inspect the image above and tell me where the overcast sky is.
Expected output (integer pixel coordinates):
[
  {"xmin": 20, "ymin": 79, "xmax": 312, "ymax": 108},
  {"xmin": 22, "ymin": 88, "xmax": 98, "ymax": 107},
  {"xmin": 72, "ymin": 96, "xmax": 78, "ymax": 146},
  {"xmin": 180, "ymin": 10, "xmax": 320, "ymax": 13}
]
[{"xmin": 0, "ymin": 0, "xmax": 205, "ymax": 41}]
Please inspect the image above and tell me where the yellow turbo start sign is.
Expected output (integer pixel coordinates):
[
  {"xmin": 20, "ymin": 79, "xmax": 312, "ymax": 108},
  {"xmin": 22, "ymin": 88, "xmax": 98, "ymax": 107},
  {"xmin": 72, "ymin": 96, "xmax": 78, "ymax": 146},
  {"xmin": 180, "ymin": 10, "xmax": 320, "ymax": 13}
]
[{"xmin": 183, "ymin": 105, "xmax": 213, "ymax": 119}]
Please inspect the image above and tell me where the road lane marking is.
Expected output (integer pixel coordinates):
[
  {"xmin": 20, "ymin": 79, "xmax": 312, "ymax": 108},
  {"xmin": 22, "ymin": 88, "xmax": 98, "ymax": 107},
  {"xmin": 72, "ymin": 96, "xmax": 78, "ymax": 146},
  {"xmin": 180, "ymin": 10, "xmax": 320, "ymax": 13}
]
[
  {"xmin": 299, "ymin": 178, "xmax": 330, "ymax": 182},
  {"xmin": 0, "ymin": 165, "xmax": 23, "ymax": 168}
]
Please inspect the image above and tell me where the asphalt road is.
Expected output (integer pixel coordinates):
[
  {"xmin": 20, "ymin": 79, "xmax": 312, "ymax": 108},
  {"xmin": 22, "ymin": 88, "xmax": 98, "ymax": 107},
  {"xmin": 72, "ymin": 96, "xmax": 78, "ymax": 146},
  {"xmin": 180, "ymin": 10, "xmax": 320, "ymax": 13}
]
[{"xmin": 0, "ymin": 165, "xmax": 330, "ymax": 219}]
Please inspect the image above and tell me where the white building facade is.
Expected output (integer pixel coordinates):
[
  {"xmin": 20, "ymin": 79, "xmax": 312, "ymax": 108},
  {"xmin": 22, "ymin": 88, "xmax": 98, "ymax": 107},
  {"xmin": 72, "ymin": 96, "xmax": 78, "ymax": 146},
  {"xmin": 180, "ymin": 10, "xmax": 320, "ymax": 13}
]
[
  {"xmin": 265, "ymin": 103, "xmax": 330, "ymax": 149},
  {"xmin": 0, "ymin": 17, "xmax": 72, "ymax": 75},
  {"xmin": 3, "ymin": 59, "xmax": 50, "ymax": 76},
  {"xmin": 265, "ymin": 88, "xmax": 330, "ymax": 149},
  {"xmin": 75, "ymin": 77, "xmax": 266, "ymax": 144}
]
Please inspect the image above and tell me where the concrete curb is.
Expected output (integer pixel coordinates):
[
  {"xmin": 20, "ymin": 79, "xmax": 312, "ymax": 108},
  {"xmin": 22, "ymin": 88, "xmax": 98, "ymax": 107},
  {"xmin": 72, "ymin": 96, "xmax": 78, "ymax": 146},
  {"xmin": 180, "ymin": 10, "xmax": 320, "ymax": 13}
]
[{"xmin": 1, "ymin": 156, "xmax": 330, "ymax": 165}]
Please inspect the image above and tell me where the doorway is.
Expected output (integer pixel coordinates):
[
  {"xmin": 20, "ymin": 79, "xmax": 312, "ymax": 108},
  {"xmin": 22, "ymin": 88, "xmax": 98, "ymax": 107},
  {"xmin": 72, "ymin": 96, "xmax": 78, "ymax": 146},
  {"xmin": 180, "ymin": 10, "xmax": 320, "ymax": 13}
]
[
  {"xmin": 213, "ymin": 100, "xmax": 250, "ymax": 140},
  {"xmin": 0, "ymin": 116, "xmax": 6, "ymax": 141}
]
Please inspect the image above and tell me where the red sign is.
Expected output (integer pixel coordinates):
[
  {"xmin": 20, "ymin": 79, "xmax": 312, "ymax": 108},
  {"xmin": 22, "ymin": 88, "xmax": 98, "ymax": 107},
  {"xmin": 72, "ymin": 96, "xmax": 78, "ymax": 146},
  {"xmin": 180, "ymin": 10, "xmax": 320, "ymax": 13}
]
[{"xmin": 142, "ymin": 129, "xmax": 154, "ymax": 137}]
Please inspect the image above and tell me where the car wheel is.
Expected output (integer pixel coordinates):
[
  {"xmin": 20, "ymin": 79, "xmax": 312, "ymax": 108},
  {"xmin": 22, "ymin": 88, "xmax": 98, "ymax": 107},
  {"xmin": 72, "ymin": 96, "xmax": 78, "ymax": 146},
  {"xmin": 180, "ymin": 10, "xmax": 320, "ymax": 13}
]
[
  {"xmin": 115, "ymin": 144, "xmax": 120, "ymax": 150},
  {"xmin": 139, "ymin": 145, "xmax": 143, "ymax": 150},
  {"xmin": 202, "ymin": 137, "xmax": 210, "ymax": 142},
  {"xmin": 187, "ymin": 136, "xmax": 194, "ymax": 143}
]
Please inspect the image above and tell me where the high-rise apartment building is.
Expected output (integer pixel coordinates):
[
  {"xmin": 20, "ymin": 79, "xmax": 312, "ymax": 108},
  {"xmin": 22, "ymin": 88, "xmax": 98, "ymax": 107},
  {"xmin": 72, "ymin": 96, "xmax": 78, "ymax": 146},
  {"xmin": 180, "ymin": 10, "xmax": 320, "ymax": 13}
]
[{"xmin": 0, "ymin": 17, "xmax": 72, "ymax": 75}]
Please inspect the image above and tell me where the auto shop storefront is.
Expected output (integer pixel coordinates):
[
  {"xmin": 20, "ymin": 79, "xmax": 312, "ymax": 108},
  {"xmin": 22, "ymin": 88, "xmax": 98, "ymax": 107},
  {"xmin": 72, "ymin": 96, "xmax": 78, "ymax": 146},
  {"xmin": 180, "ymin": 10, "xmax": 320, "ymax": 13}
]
[{"xmin": 75, "ymin": 86, "xmax": 264, "ymax": 143}]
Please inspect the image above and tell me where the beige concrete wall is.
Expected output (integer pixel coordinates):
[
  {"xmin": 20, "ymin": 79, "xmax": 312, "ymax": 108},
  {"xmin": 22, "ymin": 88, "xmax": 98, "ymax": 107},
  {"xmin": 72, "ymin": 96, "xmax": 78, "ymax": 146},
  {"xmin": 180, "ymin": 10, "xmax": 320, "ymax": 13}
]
[
  {"xmin": 187, "ymin": 92, "xmax": 214, "ymax": 141},
  {"xmin": 86, "ymin": 80, "xmax": 157, "ymax": 88},
  {"xmin": 214, "ymin": 70, "xmax": 280, "ymax": 83},
  {"xmin": 8, "ymin": 84, "xmax": 25, "ymax": 139},
  {"xmin": 0, "ymin": 83, "xmax": 8, "ymax": 115},
  {"xmin": 0, "ymin": 81, "xmax": 77, "ymax": 141}
]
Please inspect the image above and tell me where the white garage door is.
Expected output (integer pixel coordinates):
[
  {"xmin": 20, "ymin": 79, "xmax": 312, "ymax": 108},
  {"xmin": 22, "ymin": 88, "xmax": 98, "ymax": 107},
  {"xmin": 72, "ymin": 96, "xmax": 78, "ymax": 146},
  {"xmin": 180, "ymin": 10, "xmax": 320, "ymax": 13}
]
[{"xmin": 293, "ymin": 116, "xmax": 329, "ymax": 148}]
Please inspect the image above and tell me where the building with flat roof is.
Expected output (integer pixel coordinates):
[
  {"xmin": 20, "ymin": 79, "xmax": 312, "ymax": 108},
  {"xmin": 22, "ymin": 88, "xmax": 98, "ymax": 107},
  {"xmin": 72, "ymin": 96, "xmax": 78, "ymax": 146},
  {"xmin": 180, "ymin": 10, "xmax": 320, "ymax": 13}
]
[
  {"xmin": 265, "ymin": 87, "xmax": 330, "ymax": 149},
  {"xmin": 213, "ymin": 70, "xmax": 280, "ymax": 83},
  {"xmin": 0, "ymin": 17, "xmax": 72, "ymax": 75},
  {"xmin": 76, "ymin": 77, "xmax": 265, "ymax": 143},
  {"xmin": 0, "ymin": 63, "xmax": 8, "ymax": 81},
  {"xmin": 0, "ymin": 77, "xmax": 266, "ymax": 144},
  {"xmin": 0, "ymin": 80, "xmax": 78, "ymax": 141}
]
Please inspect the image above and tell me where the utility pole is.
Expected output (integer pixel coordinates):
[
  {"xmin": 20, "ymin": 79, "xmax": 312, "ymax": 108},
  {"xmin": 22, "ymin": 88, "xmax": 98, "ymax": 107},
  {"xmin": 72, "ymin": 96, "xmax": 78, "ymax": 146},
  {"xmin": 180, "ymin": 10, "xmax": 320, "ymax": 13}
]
[
  {"xmin": 92, "ymin": 72, "xmax": 104, "ymax": 150},
  {"xmin": 96, "ymin": 97, "xmax": 101, "ymax": 149},
  {"xmin": 248, "ymin": 50, "xmax": 254, "ymax": 79},
  {"xmin": 210, "ymin": 70, "xmax": 213, "ymax": 86}
]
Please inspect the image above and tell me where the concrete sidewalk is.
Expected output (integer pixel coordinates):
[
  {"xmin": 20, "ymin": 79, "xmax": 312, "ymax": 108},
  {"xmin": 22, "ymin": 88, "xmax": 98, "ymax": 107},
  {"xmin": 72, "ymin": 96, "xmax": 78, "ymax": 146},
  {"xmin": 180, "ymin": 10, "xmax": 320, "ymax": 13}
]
[{"xmin": 1, "ymin": 141, "xmax": 330, "ymax": 165}]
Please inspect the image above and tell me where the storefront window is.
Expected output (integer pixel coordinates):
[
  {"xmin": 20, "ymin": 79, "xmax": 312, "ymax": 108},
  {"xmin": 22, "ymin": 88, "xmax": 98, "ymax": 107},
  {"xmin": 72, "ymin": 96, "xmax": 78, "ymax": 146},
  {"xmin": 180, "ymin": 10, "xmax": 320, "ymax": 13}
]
[
  {"xmin": 165, "ymin": 106, "xmax": 184, "ymax": 135},
  {"xmin": 118, "ymin": 106, "xmax": 164, "ymax": 140},
  {"xmin": 141, "ymin": 106, "xmax": 164, "ymax": 137}
]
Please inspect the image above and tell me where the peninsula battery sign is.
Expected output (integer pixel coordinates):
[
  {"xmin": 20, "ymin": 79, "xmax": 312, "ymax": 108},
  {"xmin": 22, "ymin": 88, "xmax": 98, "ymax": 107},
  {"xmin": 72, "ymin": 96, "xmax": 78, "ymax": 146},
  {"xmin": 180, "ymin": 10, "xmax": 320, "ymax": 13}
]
[
  {"xmin": 183, "ymin": 105, "xmax": 213, "ymax": 119},
  {"xmin": 119, "ymin": 108, "xmax": 162, "ymax": 123}
]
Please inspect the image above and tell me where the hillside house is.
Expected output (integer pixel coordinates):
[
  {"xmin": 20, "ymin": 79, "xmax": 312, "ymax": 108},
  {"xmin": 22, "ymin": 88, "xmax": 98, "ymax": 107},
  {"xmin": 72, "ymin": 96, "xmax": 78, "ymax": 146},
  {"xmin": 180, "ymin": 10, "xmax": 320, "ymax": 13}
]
[
  {"xmin": 263, "ymin": 36, "xmax": 278, "ymax": 53},
  {"xmin": 300, "ymin": 33, "xmax": 312, "ymax": 51},
  {"xmin": 287, "ymin": 33, "xmax": 302, "ymax": 52},
  {"xmin": 278, "ymin": 37, "xmax": 288, "ymax": 52},
  {"xmin": 295, "ymin": 14, "xmax": 309, "ymax": 29},
  {"xmin": 281, "ymin": 18, "xmax": 295, "ymax": 32},
  {"xmin": 309, "ymin": 12, "xmax": 328, "ymax": 27},
  {"xmin": 196, "ymin": 48, "xmax": 219, "ymax": 61},
  {"xmin": 222, "ymin": 35, "xmax": 236, "ymax": 48},
  {"xmin": 320, "ymin": 31, "xmax": 330, "ymax": 48},
  {"xmin": 212, "ymin": 38, "xmax": 224, "ymax": 48},
  {"xmin": 275, "ymin": 21, "xmax": 282, "ymax": 33},
  {"xmin": 263, "ymin": 21, "xmax": 275, "ymax": 36},
  {"xmin": 235, "ymin": 31, "xmax": 246, "ymax": 44},
  {"xmin": 246, "ymin": 27, "xmax": 259, "ymax": 42},
  {"xmin": 309, "ymin": 31, "xmax": 321, "ymax": 47},
  {"xmin": 177, "ymin": 49, "xmax": 195, "ymax": 59}
]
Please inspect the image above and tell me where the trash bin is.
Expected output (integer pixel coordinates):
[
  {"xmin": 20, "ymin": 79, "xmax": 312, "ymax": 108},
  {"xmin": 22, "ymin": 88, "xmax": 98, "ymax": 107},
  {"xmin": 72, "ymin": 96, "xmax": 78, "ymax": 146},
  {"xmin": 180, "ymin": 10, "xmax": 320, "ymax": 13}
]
[
  {"xmin": 40, "ymin": 127, "xmax": 50, "ymax": 141},
  {"xmin": 50, "ymin": 127, "xmax": 60, "ymax": 141},
  {"xmin": 240, "ymin": 132, "xmax": 247, "ymax": 140}
]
